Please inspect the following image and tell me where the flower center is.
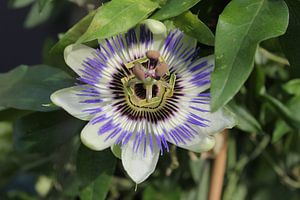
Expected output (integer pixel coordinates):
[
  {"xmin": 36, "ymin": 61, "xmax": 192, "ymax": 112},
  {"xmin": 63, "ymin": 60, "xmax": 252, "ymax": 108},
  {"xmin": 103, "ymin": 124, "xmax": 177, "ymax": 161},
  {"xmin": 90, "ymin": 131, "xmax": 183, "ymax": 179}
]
[{"xmin": 122, "ymin": 50, "xmax": 176, "ymax": 109}]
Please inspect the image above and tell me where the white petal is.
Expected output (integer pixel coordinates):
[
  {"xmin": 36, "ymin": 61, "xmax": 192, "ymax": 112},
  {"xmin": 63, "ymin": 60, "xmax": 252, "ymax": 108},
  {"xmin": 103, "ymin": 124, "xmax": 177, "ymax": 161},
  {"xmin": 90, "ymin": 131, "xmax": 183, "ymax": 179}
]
[
  {"xmin": 50, "ymin": 86, "xmax": 98, "ymax": 121},
  {"xmin": 189, "ymin": 107, "xmax": 236, "ymax": 135},
  {"xmin": 183, "ymin": 54, "xmax": 214, "ymax": 92},
  {"xmin": 121, "ymin": 138, "xmax": 159, "ymax": 184},
  {"xmin": 166, "ymin": 108, "xmax": 235, "ymax": 153},
  {"xmin": 141, "ymin": 19, "xmax": 167, "ymax": 50},
  {"xmin": 64, "ymin": 44, "xmax": 96, "ymax": 76},
  {"xmin": 81, "ymin": 119, "xmax": 116, "ymax": 151},
  {"xmin": 202, "ymin": 107, "xmax": 236, "ymax": 134},
  {"xmin": 177, "ymin": 135, "xmax": 216, "ymax": 153}
]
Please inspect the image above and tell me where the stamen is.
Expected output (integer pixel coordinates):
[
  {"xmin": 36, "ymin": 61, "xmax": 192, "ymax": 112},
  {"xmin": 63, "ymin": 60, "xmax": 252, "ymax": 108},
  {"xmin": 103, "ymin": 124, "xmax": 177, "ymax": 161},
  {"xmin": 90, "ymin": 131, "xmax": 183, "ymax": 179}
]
[
  {"xmin": 146, "ymin": 50, "xmax": 160, "ymax": 68},
  {"xmin": 132, "ymin": 62, "xmax": 145, "ymax": 81},
  {"xmin": 155, "ymin": 63, "xmax": 168, "ymax": 77},
  {"xmin": 146, "ymin": 50, "xmax": 160, "ymax": 60}
]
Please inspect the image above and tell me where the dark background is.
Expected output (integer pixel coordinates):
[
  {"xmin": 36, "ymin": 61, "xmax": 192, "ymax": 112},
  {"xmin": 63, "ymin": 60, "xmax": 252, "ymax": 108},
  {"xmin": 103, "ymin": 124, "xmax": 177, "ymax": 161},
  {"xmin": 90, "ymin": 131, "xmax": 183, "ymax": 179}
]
[
  {"xmin": 0, "ymin": 1, "xmax": 84, "ymax": 73},
  {"xmin": 1, "ymin": 1, "xmax": 48, "ymax": 72}
]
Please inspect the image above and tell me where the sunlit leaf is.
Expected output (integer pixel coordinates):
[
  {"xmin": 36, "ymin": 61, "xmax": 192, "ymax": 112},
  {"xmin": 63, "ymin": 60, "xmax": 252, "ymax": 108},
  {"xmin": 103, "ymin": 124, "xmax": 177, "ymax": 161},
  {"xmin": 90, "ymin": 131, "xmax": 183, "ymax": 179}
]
[
  {"xmin": 152, "ymin": 0, "xmax": 167, "ymax": 6},
  {"xmin": 211, "ymin": 0, "xmax": 289, "ymax": 111},
  {"xmin": 173, "ymin": 11, "xmax": 214, "ymax": 46},
  {"xmin": 152, "ymin": 0, "xmax": 201, "ymax": 21},
  {"xmin": 77, "ymin": 0, "xmax": 159, "ymax": 43}
]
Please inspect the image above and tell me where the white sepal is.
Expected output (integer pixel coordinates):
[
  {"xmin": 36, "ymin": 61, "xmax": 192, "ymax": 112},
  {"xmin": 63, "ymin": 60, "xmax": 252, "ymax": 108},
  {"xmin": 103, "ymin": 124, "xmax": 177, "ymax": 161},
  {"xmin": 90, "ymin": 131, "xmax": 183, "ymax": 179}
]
[
  {"xmin": 121, "ymin": 138, "xmax": 160, "ymax": 184},
  {"xmin": 50, "ymin": 85, "xmax": 98, "ymax": 121},
  {"xmin": 64, "ymin": 44, "xmax": 96, "ymax": 76},
  {"xmin": 81, "ymin": 119, "xmax": 117, "ymax": 151}
]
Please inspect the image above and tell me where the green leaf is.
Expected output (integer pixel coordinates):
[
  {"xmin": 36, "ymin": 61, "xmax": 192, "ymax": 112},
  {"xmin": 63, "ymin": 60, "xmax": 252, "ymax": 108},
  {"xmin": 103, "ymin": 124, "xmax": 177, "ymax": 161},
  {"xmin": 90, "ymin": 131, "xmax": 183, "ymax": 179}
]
[
  {"xmin": 0, "ymin": 122, "xmax": 13, "ymax": 160},
  {"xmin": 77, "ymin": 145, "xmax": 116, "ymax": 200},
  {"xmin": 283, "ymin": 79, "xmax": 300, "ymax": 95},
  {"xmin": 272, "ymin": 120, "xmax": 290, "ymax": 143},
  {"xmin": 143, "ymin": 184, "xmax": 181, "ymax": 200},
  {"xmin": 51, "ymin": 10, "xmax": 97, "ymax": 55},
  {"xmin": 189, "ymin": 159, "xmax": 210, "ymax": 200},
  {"xmin": 279, "ymin": 0, "xmax": 300, "ymax": 78},
  {"xmin": 24, "ymin": 0, "xmax": 54, "ymax": 28},
  {"xmin": 13, "ymin": 111, "xmax": 85, "ymax": 154},
  {"xmin": 77, "ymin": 0, "xmax": 159, "ymax": 43},
  {"xmin": 261, "ymin": 93, "xmax": 300, "ymax": 130},
  {"xmin": 211, "ymin": 0, "xmax": 289, "ymax": 111},
  {"xmin": 196, "ymin": 161, "xmax": 210, "ymax": 200},
  {"xmin": 0, "ymin": 65, "xmax": 73, "ymax": 111},
  {"xmin": 228, "ymin": 102, "xmax": 263, "ymax": 134},
  {"xmin": 152, "ymin": 0, "xmax": 167, "ymax": 6},
  {"xmin": 287, "ymin": 95, "xmax": 300, "ymax": 121},
  {"xmin": 173, "ymin": 11, "xmax": 214, "ymax": 46},
  {"xmin": 152, "ymin": 0, "xmax": 201, "ymax": 21},
  {"xmin": 0, "ymin": 109, "xmax": 32, "ymax": 121},
  {"xmin": 37, "ymin": 0, "xmax": 49, "ymax": 12},
  {"xmin": 8, "ymin": 0, "xmax": 35, "ymax": 8},
  {"xmin": 189, "ymin": 159, "xmax": 205, "ymax": 182},
  {"xmin": 43, "ymin": 38, "xmax": 70, "ymax": 74},
  {"xmin": 248, "ymin": 65, "xmax": 266, "ymax": 96},
  {"xmin": 231, "ymin": 184, "xmax": 248, "ymax": 200}
]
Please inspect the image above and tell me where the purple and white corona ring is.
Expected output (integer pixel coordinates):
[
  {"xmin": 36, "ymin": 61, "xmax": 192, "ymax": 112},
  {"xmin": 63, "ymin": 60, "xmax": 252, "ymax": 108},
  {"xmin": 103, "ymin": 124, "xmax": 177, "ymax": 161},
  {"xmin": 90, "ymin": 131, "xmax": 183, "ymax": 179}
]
[{"xmin": 51, "ymin": 19, "xmax": 235, "ymax": 183}]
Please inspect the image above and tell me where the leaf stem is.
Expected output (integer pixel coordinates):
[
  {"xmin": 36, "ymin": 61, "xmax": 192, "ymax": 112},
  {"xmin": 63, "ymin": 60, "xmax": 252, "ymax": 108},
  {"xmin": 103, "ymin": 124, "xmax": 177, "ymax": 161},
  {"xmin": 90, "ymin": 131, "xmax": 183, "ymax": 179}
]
[{"xmin": 258, "ymin": 47, "xmax": 290, "ymax": 66}]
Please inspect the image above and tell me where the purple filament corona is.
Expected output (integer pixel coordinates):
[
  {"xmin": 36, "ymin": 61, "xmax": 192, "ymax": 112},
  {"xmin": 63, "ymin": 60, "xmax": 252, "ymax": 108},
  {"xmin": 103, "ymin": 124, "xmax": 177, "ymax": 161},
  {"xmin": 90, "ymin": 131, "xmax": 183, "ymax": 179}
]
[{"xmin": 74, "ymin": 25, "xmax": 213, "ymax": 154}]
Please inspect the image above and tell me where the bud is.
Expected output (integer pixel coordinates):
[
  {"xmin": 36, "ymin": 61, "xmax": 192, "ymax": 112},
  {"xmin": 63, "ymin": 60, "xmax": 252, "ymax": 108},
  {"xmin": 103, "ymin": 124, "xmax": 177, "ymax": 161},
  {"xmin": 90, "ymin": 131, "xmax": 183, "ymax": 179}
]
[{"xmin": 141, "ymin": 19, "xmax": 167, "ymax": 36}]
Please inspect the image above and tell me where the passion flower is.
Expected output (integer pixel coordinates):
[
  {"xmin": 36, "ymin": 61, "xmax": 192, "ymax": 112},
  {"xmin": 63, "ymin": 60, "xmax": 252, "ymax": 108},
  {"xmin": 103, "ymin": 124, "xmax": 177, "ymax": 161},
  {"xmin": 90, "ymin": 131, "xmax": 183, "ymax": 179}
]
[{"xmin": 51, "ymin": 19, "xmax": 235, "ymax": 184}]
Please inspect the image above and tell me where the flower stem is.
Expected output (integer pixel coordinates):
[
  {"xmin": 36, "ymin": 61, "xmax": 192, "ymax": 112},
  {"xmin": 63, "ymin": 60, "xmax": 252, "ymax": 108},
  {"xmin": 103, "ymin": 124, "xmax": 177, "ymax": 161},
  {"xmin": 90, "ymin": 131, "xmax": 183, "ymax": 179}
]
[{"xmin": 208, "ymin": 130, "xmax": 228, "ymax": 200}]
